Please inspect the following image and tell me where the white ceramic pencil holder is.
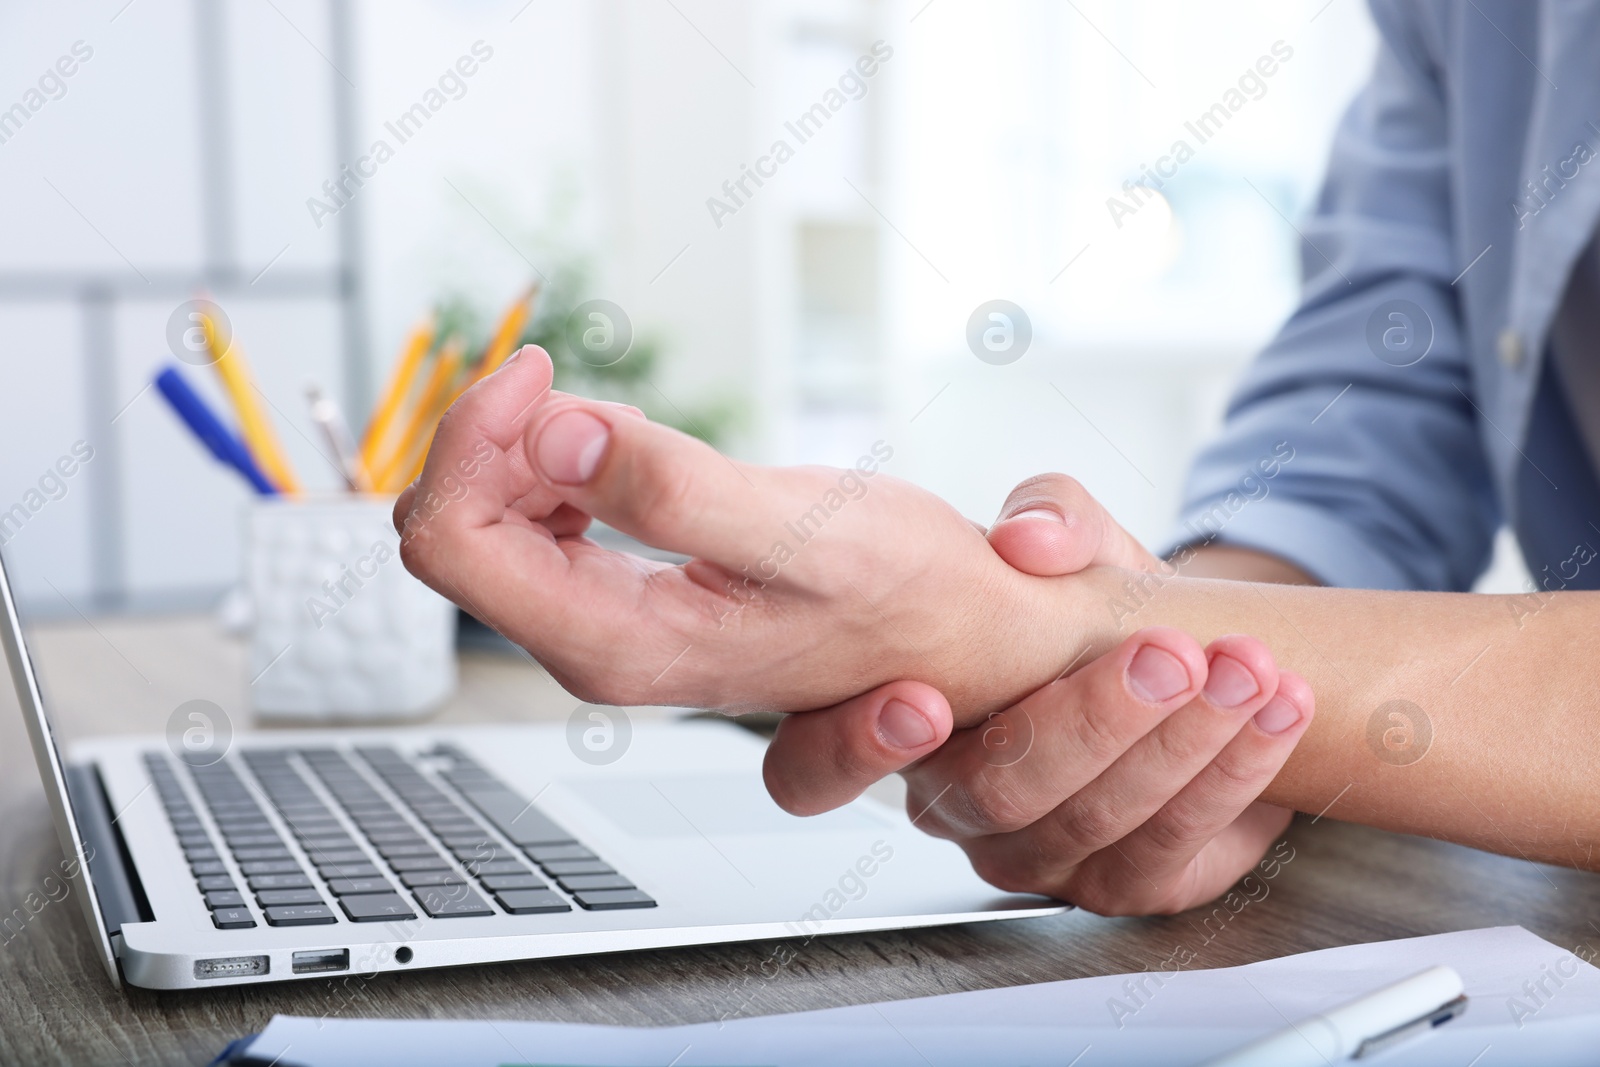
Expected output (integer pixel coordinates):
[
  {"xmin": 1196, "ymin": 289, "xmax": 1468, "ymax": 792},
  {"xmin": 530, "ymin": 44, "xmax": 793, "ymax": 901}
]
[{"xmin": 246, "ymin": 497, "xmax": 456, "ymax": 721}]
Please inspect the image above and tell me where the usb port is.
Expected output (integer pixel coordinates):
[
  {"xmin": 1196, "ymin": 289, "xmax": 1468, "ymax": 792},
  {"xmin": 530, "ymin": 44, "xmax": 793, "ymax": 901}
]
[
  {"xmin": 194, "ymin": 955, "xmax": 269, "ymax": 980},
  {"xmin": 292, "ymin": 948, "xmax": 350, "ymax": 974}
]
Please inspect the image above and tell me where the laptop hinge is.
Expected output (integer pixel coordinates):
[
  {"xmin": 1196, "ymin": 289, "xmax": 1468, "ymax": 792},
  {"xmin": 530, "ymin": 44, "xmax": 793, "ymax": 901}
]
[{"xmin": 64, "ymin": 763, "xmax": 153, "ymax": 933}]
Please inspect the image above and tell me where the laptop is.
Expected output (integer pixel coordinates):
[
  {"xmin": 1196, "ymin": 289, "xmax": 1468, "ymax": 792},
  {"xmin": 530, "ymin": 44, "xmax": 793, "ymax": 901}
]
[{"xmin": 0, "ymin": 547, "xmax": 1066, "ymax": 990}]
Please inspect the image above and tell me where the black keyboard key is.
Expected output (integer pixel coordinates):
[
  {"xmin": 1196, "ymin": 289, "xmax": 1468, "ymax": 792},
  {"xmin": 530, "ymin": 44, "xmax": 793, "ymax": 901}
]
[
  {"xmin": 212, "ymin": 907, "xmax": 256, "ymax": 929},
  {"xmin": 222, "ymin": 833, "xmax": 283, "ymax": 848},
  {"xmin": 190, "ymin": 860, "xmax": 228, "ymax": 876},
  {"xmin": 367, "ymin": 829, "xmax": 425, "ymax": 845},
  {"xmin": 480, "ymin": 873, "xmax": 548, "ymax": 892},
  {"xmin": 494, "ymin": 889, "xmax": 570, "ymax": 914},
  {"xmin": 557, "ymin": 874, "xmax": 635, "ymax": 892},
  {"xmin": 465, "ymin": 859, "xmax": 530, "ymax": 877},
  {"xmin": 439, "ymin": 834, "xmax": 496, "ymax": 850},
  {"xmin": 297, "ymin": 834, "xmax": 358, "ymax": 852},
  {"xmin": 450, "ymin": 844, "xmax": 512, "ymax": 863},
  {"xmin": 317, "ymin": 863, "xmax": 383, "ymax": 881},
  {"xmin": 524, "ymin": 844, "xmax": 596, "ymax": 863},
  {"xmin": 459, "ymin": 790, "xmax": 575, "ymax": 847},
  {"xmin": 264, "ymin": 904, "xmax": 338, "ymax": 926},
  {"xmin": 377, "ymin": 843, "xmax": 436, "ymax": 859},
  {"xmin": 326, "ymin": 877, "xmax": 394, "ymax": 896},
  {"xmin": 413, "ymin": 885, "xmax": 494, "ymax": 917},
  {"xmin": 240, "ymin": 859, "xmax": 303, "ymax": 875},
  {"xmin": 196, "ymin": 875, "xmax": 236, "ymax": 892},
  {"xmin": 183, "ymin": 846, "xmax": 220, "ymax": 862},
  {"xmin": 204, "ymin": 890, "xmax": 246, "ymax": 909},
  {"xmin": 248, "ymin": 873, "xmax": 313, "ymax": 891},
  {"xmin": 572, "ymin": 889, "xmax": 657, "ymax": 911},
  {"xmin": 305, "ymin": 848, "xmax": 368, "ymax": 865},
  {"xmin": 231, "ymin": 847, "xmax": 294, "ymax": 862},
  {"xmin": 339, "ymin": 893, "xmax": 417, "ymax": 922},
  {"xmin": 176, "ymin": 832, "xmax": 213, "ymax": 848},
  {"xmin": 540, "ymin": 860, "xmax": 616, "ymax": 877},
  {"xmin": 399, "ymin": 870, "xmax": 465, "ymax": 888},
  {"xmin": 387, "ymin": 855, "xmax": 450, "ymax": 872},
  {"xmin": 256, "ymin": 888, "xmax": 325, "ymax": 906}
]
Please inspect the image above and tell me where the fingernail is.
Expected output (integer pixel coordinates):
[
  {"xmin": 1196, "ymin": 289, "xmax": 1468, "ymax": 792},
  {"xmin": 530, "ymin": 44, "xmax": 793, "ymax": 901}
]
[
  {"xmin": 878, "ymin": 699, "xmax": 936, "ymax": 750},
  {"xmin": 535, "ymin": 410, "xmax": 610, "ymax": 485},
  {"xmin": 1203, "ymin": 653, "xmax": 1260, "ymax": 709},
  {"xmin": 502, "ymin": 344, "xmax": 528, "ymax": 367},
  {"xmin": 1254, "ymin": 696, "xmax": 1302, "ymax": 735},
  {"xmin": 1008, "ymin": 507, "xmax": 1065, "ymax": 524},
  {"xmin": 1128, "ymin": 645, "xmax": 1190, "ymax": 703}
]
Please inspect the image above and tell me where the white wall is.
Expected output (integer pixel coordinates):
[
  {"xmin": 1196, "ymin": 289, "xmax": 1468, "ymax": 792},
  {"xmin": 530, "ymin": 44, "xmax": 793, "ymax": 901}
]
[{"xmin": 0, "ymin": 0, "xmax": 1528, "ymax": 610}]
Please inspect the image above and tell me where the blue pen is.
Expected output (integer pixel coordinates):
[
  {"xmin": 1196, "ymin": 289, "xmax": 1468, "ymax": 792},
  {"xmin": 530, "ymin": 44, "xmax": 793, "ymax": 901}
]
[{"xmin": 153, "ymin": 366, "xmax": 279, "ymax": 495}]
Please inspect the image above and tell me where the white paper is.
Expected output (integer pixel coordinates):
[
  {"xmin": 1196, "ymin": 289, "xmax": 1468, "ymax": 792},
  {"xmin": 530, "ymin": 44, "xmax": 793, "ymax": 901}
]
[{"xmin": 233, "ymin": 926, "xmax": 1600, "ymax": 1066}]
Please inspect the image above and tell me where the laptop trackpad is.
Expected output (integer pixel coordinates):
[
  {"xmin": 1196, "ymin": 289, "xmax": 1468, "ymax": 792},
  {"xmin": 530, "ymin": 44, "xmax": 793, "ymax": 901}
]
[{"xmin": 565, "ymin": 775, "xmax": 889, "ymax": 838}]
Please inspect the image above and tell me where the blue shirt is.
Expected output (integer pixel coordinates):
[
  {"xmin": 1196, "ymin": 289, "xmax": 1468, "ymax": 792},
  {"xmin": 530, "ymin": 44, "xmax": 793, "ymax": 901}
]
[{"xmin": 1172, "ymin": 0, "xmax": 1600, "ymax": 592}]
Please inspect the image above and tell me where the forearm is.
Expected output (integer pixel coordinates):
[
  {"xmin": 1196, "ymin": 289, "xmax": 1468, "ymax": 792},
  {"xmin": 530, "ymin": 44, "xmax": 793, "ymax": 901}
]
[
  {"xmin": 1173, "ymin": 543, "xmax": 1320, "ymax": 586},
  {"xmin": 1065, "ymin": 566, "xmax": 1600, "ymax": 869}
]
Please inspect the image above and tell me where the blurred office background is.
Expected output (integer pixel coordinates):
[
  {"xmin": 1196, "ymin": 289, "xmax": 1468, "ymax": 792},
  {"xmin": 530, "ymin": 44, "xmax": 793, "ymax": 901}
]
[{"xmin": 0, "ymin": 0, "xmax": 1531, "ymax": 614}]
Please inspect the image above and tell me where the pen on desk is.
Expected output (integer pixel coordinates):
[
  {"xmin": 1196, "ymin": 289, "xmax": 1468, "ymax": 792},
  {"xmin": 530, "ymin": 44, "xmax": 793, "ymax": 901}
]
[
  {"xmin": 153, "ymin": 367, "xmax": 279, "ymax": 496},
  {"xmin": 1201, "ymin": 965, "xmax": 1467, "ymax": 1067},
  {"xmin": 305, "ymin": 383, "xmax": 372, "ymax": 493}
]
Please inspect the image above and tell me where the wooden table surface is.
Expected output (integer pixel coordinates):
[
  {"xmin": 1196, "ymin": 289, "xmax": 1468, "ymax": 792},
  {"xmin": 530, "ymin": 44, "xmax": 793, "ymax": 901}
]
[{"xmin": 2, "ymin": 614, "xmax": 1597, "ymax": 1065}]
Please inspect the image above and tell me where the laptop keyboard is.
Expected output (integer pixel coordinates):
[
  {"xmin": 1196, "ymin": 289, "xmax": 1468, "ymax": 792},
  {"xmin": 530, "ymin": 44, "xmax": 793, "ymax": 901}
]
[{"xmin": 141, "ymin": 743, "xmax": 655, "ymax": 932}]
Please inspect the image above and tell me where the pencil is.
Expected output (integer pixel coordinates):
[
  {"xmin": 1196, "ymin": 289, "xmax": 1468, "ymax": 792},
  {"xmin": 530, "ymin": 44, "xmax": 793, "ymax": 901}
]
[
  {"xmin": 470, "ymin": 283, "xmax": 541, "ymax": 385},
  {"xmin": 202, "ymin": 312, "xmax": 303, "ymax": 496},
  {"xmin": 361, "ymin": 317, "xmax": 435, "ymax": 473},
  {"xmin": 372, "ymin": 336, "xmax": 466, "ymax": 492}
]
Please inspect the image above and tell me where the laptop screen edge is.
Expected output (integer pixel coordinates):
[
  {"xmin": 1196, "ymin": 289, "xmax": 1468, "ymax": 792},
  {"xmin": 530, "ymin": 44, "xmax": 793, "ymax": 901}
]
[{"xmin": 0, "ymin": 546, "xmax": 122, "ymax": 987}]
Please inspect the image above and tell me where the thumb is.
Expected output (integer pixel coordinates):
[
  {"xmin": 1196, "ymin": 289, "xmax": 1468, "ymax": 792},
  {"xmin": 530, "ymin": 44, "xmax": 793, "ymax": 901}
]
[
  {"xmin": 763, "ymin": 681, "xmax": 953, "ymax": 817},
  {"xmin": 987, "ymin": 473, "xmax": 1159, "ymax": 575}
]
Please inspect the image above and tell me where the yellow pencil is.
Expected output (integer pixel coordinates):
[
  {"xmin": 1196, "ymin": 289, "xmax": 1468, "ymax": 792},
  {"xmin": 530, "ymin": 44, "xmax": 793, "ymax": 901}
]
[
  {"xmin": 372, "ymin": 336, "xmax": 466, "ymax": 492},
  {"xmin": 470, "ymin": 282, "xmax": 541, "ymax": 384},
  {"xmin": 202, "ymin": 312, "xmax": 303, "ymax": 496},
  {"xmin": 361, "ymin": 317, "xmax": 436, "ymax": 473}
]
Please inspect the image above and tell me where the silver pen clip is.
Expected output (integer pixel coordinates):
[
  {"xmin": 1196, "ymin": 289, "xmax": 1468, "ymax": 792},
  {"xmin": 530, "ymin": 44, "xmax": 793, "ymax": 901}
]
[{"xmin": 1354, "ymin": 994, "xmax": 1470, "ymax": 1059}]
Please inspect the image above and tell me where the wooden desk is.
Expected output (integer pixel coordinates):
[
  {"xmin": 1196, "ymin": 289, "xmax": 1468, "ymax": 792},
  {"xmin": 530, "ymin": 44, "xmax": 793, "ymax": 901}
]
[{"xmin": 2, "ymin": 615, "xmax": 1596, "ymax": 1065}]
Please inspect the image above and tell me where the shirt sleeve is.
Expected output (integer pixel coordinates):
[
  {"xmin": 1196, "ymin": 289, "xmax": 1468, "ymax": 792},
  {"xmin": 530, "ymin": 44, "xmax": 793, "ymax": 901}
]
[{"xmin": 1162, "ymin": 0, "xmax": 1499, "ymax": 591}]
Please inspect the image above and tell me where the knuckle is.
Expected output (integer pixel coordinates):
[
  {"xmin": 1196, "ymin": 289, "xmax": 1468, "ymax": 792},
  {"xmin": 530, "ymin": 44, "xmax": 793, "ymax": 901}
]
[
  {"xmin": 628, "ymin": 452, "xmax": 698, "ymax": 533},
  {"xmin": 968, "ymin": 839, "xmax": 1066, "ymax": 897},
  {"xmin": 954, "ymin": 775, "xmax": 1038, "ymax": 834},
  {"xmin": 1206, "ymin": 747, "xmax": 1273, "ymax": 799},
  {"xmin": 1057, "ymin": 793, "xmax": 1123, "ymax": 852},
  {"xmin": 1142, "ymin": 801, "xmax": 1214, "ymax": 857},
  {"xmin": 1069, "ymin": 687, "xmax": 1135, "ymax": 766}
]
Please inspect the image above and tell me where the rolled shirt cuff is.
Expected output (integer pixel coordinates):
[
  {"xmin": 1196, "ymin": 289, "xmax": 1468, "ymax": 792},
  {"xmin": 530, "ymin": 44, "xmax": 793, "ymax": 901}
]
[{"xmin": 1157, "ymin": 496, "xmax": 1420, "ymax": 591}]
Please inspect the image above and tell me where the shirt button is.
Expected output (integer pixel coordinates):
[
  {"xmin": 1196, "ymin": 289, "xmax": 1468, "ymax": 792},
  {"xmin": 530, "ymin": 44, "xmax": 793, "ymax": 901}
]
[{"xmin": 1497, "ymin": 329, "xmax": 1525, "ymax": 369}]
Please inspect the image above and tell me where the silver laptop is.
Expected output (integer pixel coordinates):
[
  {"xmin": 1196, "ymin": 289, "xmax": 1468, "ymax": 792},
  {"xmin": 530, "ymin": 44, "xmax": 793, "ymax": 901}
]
[{"xmin": 0, "ymin": 547, "xmax": 1066, "ymax": 990}]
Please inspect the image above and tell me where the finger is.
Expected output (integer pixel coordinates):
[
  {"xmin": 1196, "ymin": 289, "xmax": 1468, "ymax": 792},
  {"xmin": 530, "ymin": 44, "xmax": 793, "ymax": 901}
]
[
  {"xmin": 986, "ymin": 473, "xmax": 1158, "ymax": 576},
  {"xmin": 764, "ymin": 681, "xmax": 952, "ymax": 817},
  {"xmin": 903, "ymin": 626, "xmax": 1208, "ymax": 840},
  {"xmin": 522, "ymin": 397, "xmax": 786, "ymax": 567},
  {"xmin": 957, "ymin": 635, "xmax": 1283, "ymax": 887},
  {"xmin": 1104, "ymin": 671, "xmax": 1313, "ymax": 899},
  {"xmin": 403, "ymin": 345, "xmax": 556, "ymax": 541}
]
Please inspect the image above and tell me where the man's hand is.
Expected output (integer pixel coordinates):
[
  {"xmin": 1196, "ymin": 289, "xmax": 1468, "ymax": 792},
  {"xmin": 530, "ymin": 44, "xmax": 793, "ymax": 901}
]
[
  {"xmin": 393, "ymin": 346, "xmax": 1087, "ymax": 718},
  {"xmin": 763, "ymin": 476, "xmax": 1315, "ymax": 915}
]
